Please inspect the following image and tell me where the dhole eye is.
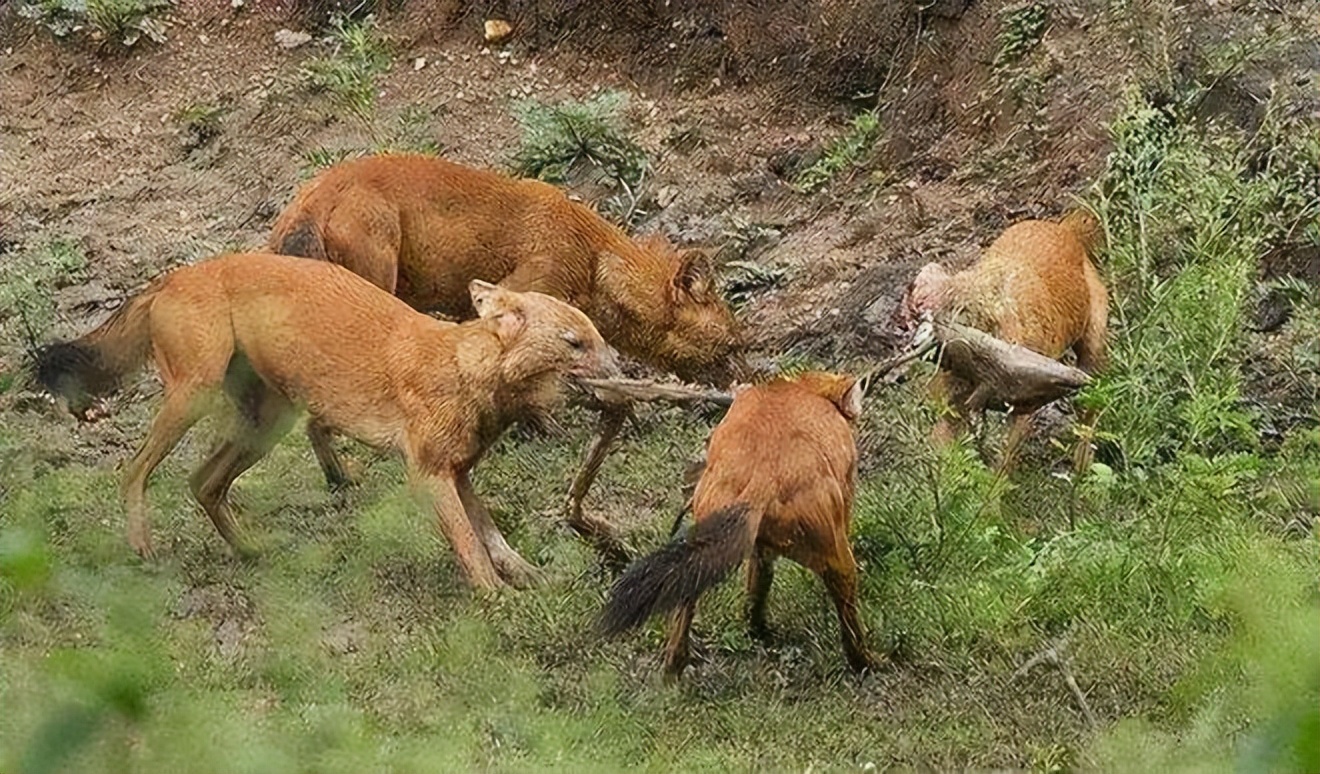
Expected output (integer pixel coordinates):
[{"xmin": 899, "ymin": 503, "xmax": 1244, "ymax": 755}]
[{"xmin": 561, "ymin": 331, "xmax": 585, "ymax": 351}]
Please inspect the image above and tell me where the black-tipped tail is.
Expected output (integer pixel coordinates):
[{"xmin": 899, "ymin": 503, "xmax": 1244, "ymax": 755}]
[
  {"xmin": 33, "ymin": 340, "xmax": 118, "ymax": 418},
  {"xmin": 598, "ymin": 504, "xmax": 755, "ymax": 636},
  {"xmin": 31, "ymin": 284, "xmax": 158, "ymax": 420},
  {"xmin": 272, "ymin": 219, "xmax": 327, "ymax": 261}
]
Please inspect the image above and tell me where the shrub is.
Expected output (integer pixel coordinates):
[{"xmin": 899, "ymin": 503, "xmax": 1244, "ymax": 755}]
[
  {"xmin": 0, "ymin": 240, "xmax": 87, "ymax": 355},
  {"xmin": 16, "ymin": 0, "xmax": 170, "ymax": 48},
  {"xmin": 793, "ymin": 110, "xmax": 882, "ymax": 193},
  {"xmin": 1085, "ymin": 87, "xmax": 1320, "ymax": 469},
  {"xmin": 301, "ymin": 14, "xmax": 391, "ymax": 123},
  {"xmin": 510, "ymin": 90, "xmax": 650, "ymax": 223},
  {"xmin": 511, "ymin": 90, "xmax": 647, "ymax": 184}
]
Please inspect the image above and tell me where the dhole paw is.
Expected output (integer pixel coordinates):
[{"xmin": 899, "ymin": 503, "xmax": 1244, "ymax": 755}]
[
  {"xmin": 326, "ymin": 459, "xmax": 364, "ymax": 491},
  {"xmin": 128, "ymin": 533, "xmax": 156, "ymax": 561},
  {"xmin": 748, "ymin": 623, "xmax": 777, "ymax": 645},
  {"xmin": 850, "ymin": 651, "xmax": 886, "ymax": 675},
  {"xmin": 492, "ymin": 552, "xmax": 546, "ymax": 589}
]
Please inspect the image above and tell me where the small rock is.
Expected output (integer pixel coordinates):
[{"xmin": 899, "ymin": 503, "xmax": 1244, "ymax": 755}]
[
  {"xmin": 414, "ymin": 56, "xmax": 426, "ymax": 71},
  {"xmin": 484, "ymin": 18, "xmax": 513, "ymax": 44},
  {"xmin": 656, "ymin": 186, "xmax": 678, "ymax": 208},
  {"xmin": 274, "ymin": 29, "xmax": 311, "ymax": 49}
]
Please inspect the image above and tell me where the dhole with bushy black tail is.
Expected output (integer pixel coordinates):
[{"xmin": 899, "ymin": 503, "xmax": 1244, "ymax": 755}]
[
  {"xmin": 599, "ymin": 371, "xmax": 879, "ymax": 680},
  {"xmin": 33, "ymin": 252, "xmax": 618, "ymax": 590}
]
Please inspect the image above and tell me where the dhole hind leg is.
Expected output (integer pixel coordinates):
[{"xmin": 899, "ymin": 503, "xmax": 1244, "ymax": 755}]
[
  {"xmin": 456, "ymin": 471, "xmax": 544, "ymax": 588},
  {"xmin": 746, "ymin": 546, "xmax": 776, "ymax": 643},
  {"xmin": 121, "ymin": 385, "xmax": 211, "ymax": 558},
  {"xmin": 662, "ymin": 602, "xmax": 696, "ymax": 684},
  {"xmin": 800, "ymin": 537, "xmax": 879, "ymax": 674},
  {"xmin": 1071, "ymin": 314, "xmax": 1108, "ymax": 476},
  {"xmin": 189, "ymin": 386, "xmax": 296, "ymax": 557},
  {"xmin": 308, "ymin": 420, "xmax": 358, "ymax": 491}
]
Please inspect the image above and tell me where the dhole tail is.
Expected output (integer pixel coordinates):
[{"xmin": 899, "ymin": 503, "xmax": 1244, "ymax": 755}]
[
  {"xmin": 598, "ymin": 503, "xmax": 758, "ymax": 635},
  {"xmin": 33, "ymin": 283, "xmax": 160, "ymax": 419},
  {"xmin": 270, "ymin": 216, "xmax": 327, "ymax": 261}
]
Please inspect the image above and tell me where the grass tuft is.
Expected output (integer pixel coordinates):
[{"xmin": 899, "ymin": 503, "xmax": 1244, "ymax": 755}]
[{"xmin": 301, "ymin": 14, "xmax": 391, "ymax": 123}]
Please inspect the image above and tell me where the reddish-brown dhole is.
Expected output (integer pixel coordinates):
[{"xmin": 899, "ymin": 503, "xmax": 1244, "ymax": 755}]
[
  {"xmin": 268, "ymin": 154, "xmax": 745, "ymax": 488},
  {"xmin": 34, "ymin": 252, "xmax": 618, "ymax": 590},
  {"xmin": 599, "ymin": 371, "xmax": 880, "ymax": 680},
  {"xmin": 892, "ymin": 209, "xmax": 1109, "ymax": 472}
]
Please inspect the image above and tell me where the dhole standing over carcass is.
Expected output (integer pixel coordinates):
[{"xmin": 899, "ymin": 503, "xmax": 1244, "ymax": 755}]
[
  {"xmin": 599, "ymin": 371, "xmax": 879, "ymax": 680},
  {"xmin": 892, "ymin": 209, "xmax": 1109, "ymax": 472},
  {"xmin": 34, "ymin": 252, "xmax": 617, "ymax": 590}
]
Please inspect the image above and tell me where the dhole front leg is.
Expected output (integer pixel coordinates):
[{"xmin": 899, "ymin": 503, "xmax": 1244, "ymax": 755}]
[
  {"xmin": 308, "ymin": 420, "xmax": 357, "ymax": 491},
  {"xmin": 415, "ymin": 468, "xmax": 506, "ymax": 591},
  {"xmin": 456, "ymin": 471, "xmax": 545, "ymax": 588},
  {"xmin": 564, "ymin": 405, "xmax": 631, "ymax": 571},
  {"xmin": 995, "ymin": 412, "xmax": 1035, "ymax": 476}
]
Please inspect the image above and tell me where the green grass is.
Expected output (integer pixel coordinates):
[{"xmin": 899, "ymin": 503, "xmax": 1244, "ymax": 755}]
[
  {"xmin": 0, "ymin": 239, "xmax": 87, "ymax": 355},
  {"xmin": 173, "ymin": 101, "xmax": 230, "ymax": 150},
  {"xmin": 301, "ymin": 14, "xmax": 391, "ymax": 123},
  {"xmin": 793, "ymin": 111, "xmax": 882, "ymax": 193},
  {"xmin": 509, "ymin": 91, "xmax": 650, "ymax": 224},
  {"xmin": 3, "ymin": 78, "xmax": 1320, "ymax": 772}
]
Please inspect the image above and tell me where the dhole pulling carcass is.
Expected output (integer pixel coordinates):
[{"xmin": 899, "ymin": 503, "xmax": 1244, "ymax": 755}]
[
  {"xmin": 599, "ymin": 371, "xmax": 880, "ymax": 680},
  {"xmin": 891, "ymin": 209, "xmax": 1109, "ymax": 472},
  {"xmin": 34, "ymin": 252, "xmax": 618, "ymax": 590},
  {"xmin": 268, "ymin": 154, "xmax": 743, "ymax": 385}
]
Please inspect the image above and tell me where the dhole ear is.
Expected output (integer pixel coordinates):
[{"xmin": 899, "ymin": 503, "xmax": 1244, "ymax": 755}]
[
  {"xmin": 837, "ymin": 377, "xmax": 863, "ymax": 421},
  {"xmin": 672, "ymin": 250, "xmax": 714, "ymax": 300},
  {"xmin": 469, "ymin": 280, "xmax": 525, "ymax": 341}
]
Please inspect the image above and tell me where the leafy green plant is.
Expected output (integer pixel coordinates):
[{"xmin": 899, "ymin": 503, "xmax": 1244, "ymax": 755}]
[
  {"xmin": 173, "ymin": 101, "xmax": 230, "ymax": 150},
  {"xmin": 793, "ymin": 110, "xmax": 882, "ymax": 193},
  {"xmin": 373, "ymin": 103, "xmax": 444, "ymax": 156},
  {"xmin": 994, "ymin": 2, "xmax": 1049, "ymax": 70},
  {"xmin": 1085, "ymin": 87, "xmax": 1320, "ymax": 468},
  {"xmin": 510, "ymin": 90, "xmax": 649, "ymax": 202},
  {"xmin": 301, "ymin": 14, "xmax": 391, "ymax": 123},
  {"xmin": 17, "ymin": 0, "xmax": 170, "ymax": 47},
  {"xmin": 0, "ymin": 240, "xmax": 88, "ymax": 353},
  {"xmin": 299, "ymin": 146, "xmax": 363, "ymax": 178}
]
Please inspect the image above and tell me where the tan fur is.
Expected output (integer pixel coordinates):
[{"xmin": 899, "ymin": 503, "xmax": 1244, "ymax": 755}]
[
  {"xmin": 895, "ymin": 209, "xmax": 1109, "ymax": 472},
  {"xmin": 600, "ymin": 371, "xmax": 878, "ymax": 679},
  {"xmin": 268, "ymin": 154, "xmax": 743, "ymax": 384},
  {"xmin": 35, "ymin": 252, "xmax": 617, "ymax": 590}
]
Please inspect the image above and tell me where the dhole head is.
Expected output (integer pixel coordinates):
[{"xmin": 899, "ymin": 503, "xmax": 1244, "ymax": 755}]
[
  {"xmin": 646, "ymin": 239, "xmax": 746, "ymax": 386},
  {"xmin": 890, "ymin": 261, "xmax": 951, "ymax": 340},
  {"xmin": 469, "ymin": 280, "xmax": 620, "ymax": 379},
  {"xmin": 791, "ymin": 371, "xmax": 864, "ymax": 422}
]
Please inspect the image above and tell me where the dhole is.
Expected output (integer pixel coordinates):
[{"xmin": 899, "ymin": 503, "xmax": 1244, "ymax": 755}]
[
  {"xmin": 599, "ymin": 371, "xmax": 879, "ymax": 680},
  {"xmin": 34, "ymin": 252, "xmax": 618, "ymax": 590},
  {"xmin": 892, "ymin": 209, "xmax": 1109, "ymax": 472},
  {"xmin": 268, "ymin": 155, "xmax": 743, "ymax": 483}
]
